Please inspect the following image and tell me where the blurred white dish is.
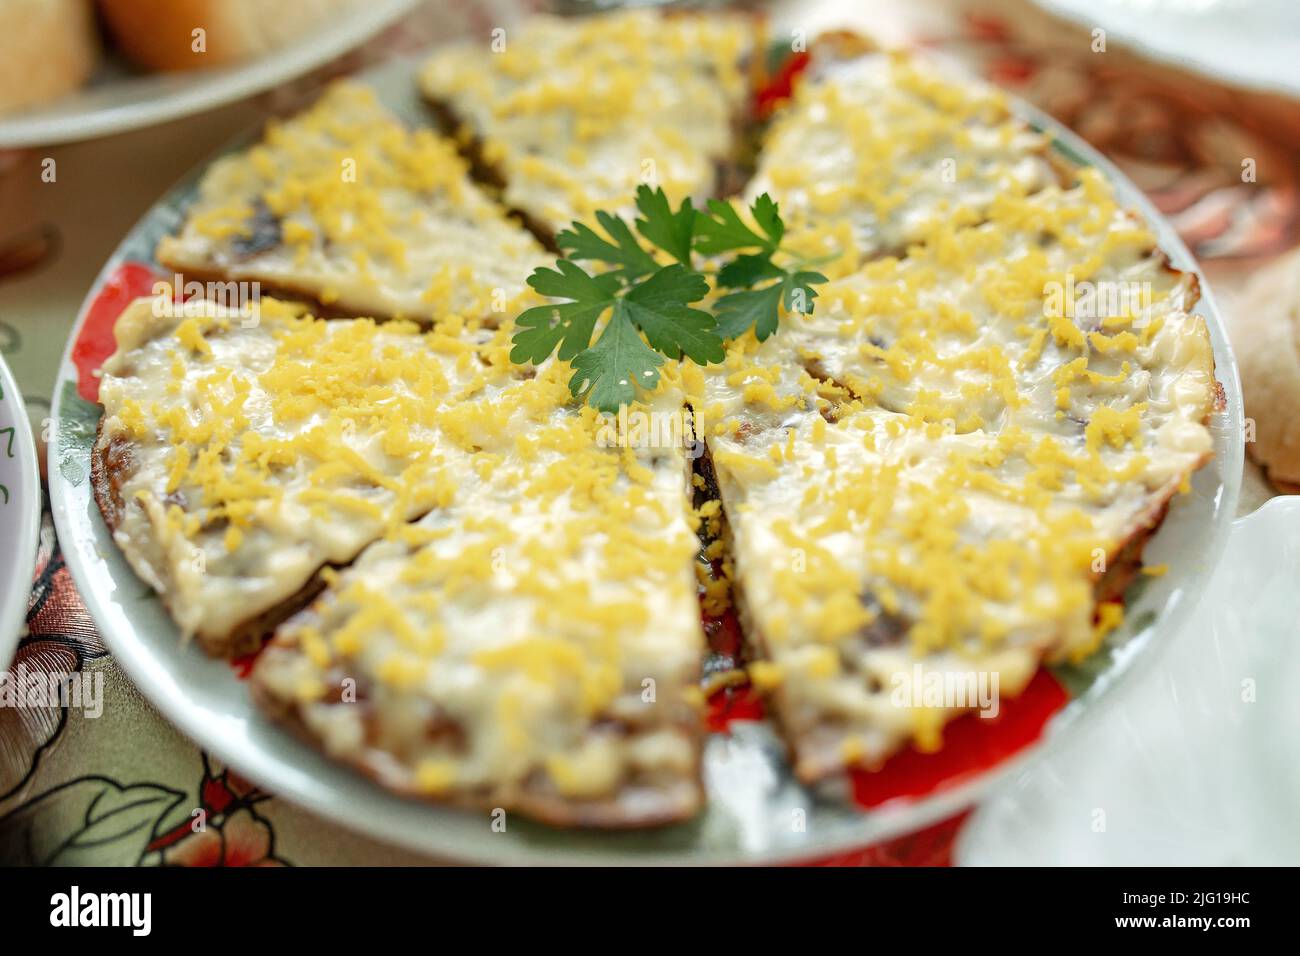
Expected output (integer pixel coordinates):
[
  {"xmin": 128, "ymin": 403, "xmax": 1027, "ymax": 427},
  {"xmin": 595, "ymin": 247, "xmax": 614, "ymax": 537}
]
[
  {"xmin": 0, "ymin": 0, "xmax": 418, "ymax": 149},
  {"xmin": 0, "ymin": 352, "xmax": 40, "ymax": 670},
  {"xmin": 1036, "ymin": 0, "xmax": 1300, "ymax": 96}
]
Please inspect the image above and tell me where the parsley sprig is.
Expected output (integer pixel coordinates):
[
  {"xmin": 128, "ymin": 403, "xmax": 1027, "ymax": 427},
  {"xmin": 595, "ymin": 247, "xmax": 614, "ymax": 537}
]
[{"xmin": 510, "ymin": 185, "xmax": 827, "ymax": 412}]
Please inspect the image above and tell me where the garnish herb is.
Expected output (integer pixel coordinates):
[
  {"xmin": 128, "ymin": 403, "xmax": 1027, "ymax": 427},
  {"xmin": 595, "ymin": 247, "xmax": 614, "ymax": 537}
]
[{"xmin": 510, "ymin": 185, "xmax": 827, "ymax": 411}]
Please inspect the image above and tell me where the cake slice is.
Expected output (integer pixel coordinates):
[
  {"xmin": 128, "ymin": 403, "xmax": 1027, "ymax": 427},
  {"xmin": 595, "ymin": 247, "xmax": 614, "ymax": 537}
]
[
  {"xmin": 697, "ymin": 84, "xmax": 1218, "ymax": 783},
  {"xmin": 156, "ymin": 82, "xmax": 549, "ymax": 324},
  {"xmin": 746, "ymin": 49, "xmax": 1061, "ymax": 275},
  {"xmin": 93, "ymin": 295, "xmax": 529, "ymax": 656},
  {"xmin": 419, "ymin": 10, "xmax": 759, "ymax": 238},
  {"xmin": 251, "ymin": 367, "xmax": 707, "ymax": 826}
]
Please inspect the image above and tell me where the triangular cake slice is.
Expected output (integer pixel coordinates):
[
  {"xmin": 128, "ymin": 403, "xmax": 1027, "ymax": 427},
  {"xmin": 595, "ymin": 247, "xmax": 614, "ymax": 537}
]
[
  {"xmin": 745, "ymin": 49, "xmax": 1062, "ymax": 273},
  {"xmin": 93, "ymin": 295, "xmax": 529, "ymax": 655},
  {"xmin": 157, "ymin": 82, "xmax": 549, "ymax": 323},
  {"xmin": 250, "ymin": 367, "xmax": 707, "ymax": 826},
  {"xmin": 419, "ymin": 9, "xmax": 759, "ymax": 236}
]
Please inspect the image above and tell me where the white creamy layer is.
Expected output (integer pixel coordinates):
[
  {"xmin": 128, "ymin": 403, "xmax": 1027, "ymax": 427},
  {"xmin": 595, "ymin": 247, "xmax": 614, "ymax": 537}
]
[
  {"xmin": 157, "ymin": 83, "xmax": 548, "ymax": 323},
  {"xmin": 97, "ymin": 295, "xmax": 523, "ymax": 648},
  {"xmin": 420, "ymin": 10, "xmax": 754, "ymax": 234}
]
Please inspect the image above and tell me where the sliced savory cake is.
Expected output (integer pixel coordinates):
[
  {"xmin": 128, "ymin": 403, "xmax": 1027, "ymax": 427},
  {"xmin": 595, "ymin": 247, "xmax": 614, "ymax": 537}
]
[
  {"xmin": 251, "ymin": 367, "xmax": 707, "ymax": 826},
  {"xmin": 157, "ymin": 82, "xmax": 549, "ymax": 323},
  {"xmin": 93, "ymin": 295, "xmax": 531, "ymax": 656},
  {"xmin": 87, "ymin": 18, "xmax": 1224, "ymax": 826},
  {"xmin": 696, "ymin": 158, "xmax": 1216, "ymax": 780},
  {"xmin": 745, "ymin": 50, "xmax": 1061, "ymax": 275},
  {"xmin": 419, "ymin": 9, "xmax": 757, "ymax": 236}
]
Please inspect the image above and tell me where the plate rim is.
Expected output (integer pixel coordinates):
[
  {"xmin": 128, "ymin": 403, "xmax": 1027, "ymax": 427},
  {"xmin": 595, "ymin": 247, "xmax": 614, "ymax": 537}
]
[
  {"xmin": 46, "ymin": 57, "xmax": 1245, "ymax": 865},
  {"xmin": 0, "ymin": 353, "xmax": 42, "ymax": 671}
]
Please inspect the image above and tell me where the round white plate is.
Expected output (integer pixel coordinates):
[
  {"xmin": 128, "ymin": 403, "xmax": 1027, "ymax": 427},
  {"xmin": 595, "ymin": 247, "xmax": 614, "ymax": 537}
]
[
  {"xmin": 0, "ymin": 0, "xmax": 418, "ymax": 149},
  {"xmin": 0, "ymin": 352, "xmax": 41, "ymax": 670},
  {"xmin": 48, "ymin": 57, "xmax": 1245, "ymax": 864},
  {"xmin": 1035, "ymin": 0, "xmax": 1300, "ymax": 97}
]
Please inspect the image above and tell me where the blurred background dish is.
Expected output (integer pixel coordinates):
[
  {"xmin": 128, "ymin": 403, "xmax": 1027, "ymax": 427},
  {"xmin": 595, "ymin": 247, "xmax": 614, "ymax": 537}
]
[
  {"xmin": 0, "ymin": 351, "xmax": 40, "ymax": 671},
  {"xmin": 1033, "ymin": 0, "xmax": 1300, "ymax": 97},
  {"xmin": 0, "ymin": 0, "xmax": 419, "ymax": 148}
]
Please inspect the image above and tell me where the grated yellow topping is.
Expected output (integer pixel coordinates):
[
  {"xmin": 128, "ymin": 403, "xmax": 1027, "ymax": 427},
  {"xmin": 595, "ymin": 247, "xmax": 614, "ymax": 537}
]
[
  {"xmin": 157, "ymin": 82, "xmax": 549, "ymax": 324},
  {"xmin": 419, "ymin": 10, "xmax": 755, "ymax": 233}
]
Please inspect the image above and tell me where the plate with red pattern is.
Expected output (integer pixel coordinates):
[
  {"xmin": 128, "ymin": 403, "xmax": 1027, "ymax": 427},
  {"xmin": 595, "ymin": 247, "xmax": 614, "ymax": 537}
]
[{"xmin": 46, "ymin": 57, "xmax": 1245, "ymax": 864}]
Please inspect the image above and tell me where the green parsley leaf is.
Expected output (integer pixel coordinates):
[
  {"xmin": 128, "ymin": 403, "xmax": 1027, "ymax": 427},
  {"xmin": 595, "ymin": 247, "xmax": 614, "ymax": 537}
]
[
  {"xmin": 716, "ymin": 252, "xmax": 783, "ymax": 289},
  {"xmin": 782, "ymin": 270, "xmax": 828, "ymax": 313},
  {"xmin": 509, "ymin": 189, "xmax": 834, "ymax": 411},
  {"xmin": 621, "ymin": 264, "xmax": 724, "ymax": 363},
  {"xmin": 714, "ymin": 269, "xmax": 829, "ymax": 342},
  {"xmin": 693, "ymin": 198, "xmax": 770, "ymax": 255},
  {"xmin": 634, "ymin": 185, "xmax": 696, "ymax": 266},
  {"xmin": 693, "ymin": 195, "xmax": 785, "ymax": 255},
  {"xmin": 749, "ymin": 194, "xmax": 784, "ymax": 247},
  {"xmin": 714, "ymin": 283, "xmax": 784, "ymax": 341},
  {"xmin": 509, "ymin": 260, "xmax": 619, "ymax": 364},
  {"xmin": 569, "ymin": 306, "xmax": 664, "ymax": 412},
  {"xmin": 557, "ymin": 211, "xmax": 659, "ymax": 281}
]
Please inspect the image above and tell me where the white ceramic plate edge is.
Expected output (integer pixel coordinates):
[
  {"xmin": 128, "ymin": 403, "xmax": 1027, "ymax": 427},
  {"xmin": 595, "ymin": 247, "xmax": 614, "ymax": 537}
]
[{"xmin": 0, "ymin": 354, "xmax": 42, "ymax": 671}]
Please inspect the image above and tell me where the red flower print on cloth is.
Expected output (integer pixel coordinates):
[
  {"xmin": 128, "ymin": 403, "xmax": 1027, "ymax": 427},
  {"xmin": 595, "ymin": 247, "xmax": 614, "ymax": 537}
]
[
  {"xmin": 146, "ymin": 757, "xmax": 289, "ymax": 867},
  {"xmin": 1, "ymin": 510, "xmax": 109, "ymax": 801}
]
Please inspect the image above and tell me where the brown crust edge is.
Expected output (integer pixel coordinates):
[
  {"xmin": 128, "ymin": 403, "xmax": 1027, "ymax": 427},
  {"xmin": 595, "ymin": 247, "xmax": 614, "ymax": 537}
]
[
  {"xmin": 419, "ymin": 98, "xmax": 562, "ymax": 254},
  {"xmin": 153, "ymin": 252, "xmax": 428, "ymax": 325},
  {"xmin": 250, "ymin": 589, "xmax": 705, "ymax": 829},
  {"xmin": 250, "ymin": 673, "xmax": 704, "ymax": 830}
]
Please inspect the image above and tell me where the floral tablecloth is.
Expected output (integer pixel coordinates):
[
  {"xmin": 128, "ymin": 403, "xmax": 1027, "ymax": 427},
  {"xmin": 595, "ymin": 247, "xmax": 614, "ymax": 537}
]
[{"xmin": 0, "ymin": 0, "xmax": 1294, "ymax": 865}]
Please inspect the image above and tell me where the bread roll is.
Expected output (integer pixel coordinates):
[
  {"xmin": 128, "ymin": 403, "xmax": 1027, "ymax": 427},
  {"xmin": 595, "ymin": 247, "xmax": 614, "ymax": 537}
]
[
  {"xmin": 97, "ymin": 0, "xmax": 365, "ymax": 72},
  {"xmin": 0, "ymin": 0, "xmax": 99, "ymax": 115},
  {"xmin": 1237, "ymin": 245, "xmax": 1300, "ymax": 488}
]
